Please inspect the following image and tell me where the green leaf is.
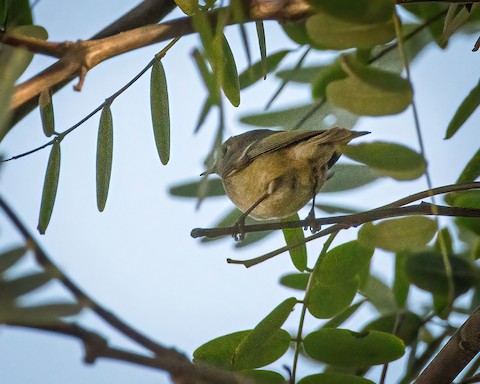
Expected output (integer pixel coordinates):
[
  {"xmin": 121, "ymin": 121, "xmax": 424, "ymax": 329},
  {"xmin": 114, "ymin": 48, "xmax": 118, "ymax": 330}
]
[
  {"xmin": 314, "ymin": 241, "xmax": 374, "ymax": 286},
  {"xmin": 439, "ymin": 4, "xmax": 474, "ymax": 47},
  {"xmin": 239, "ymin": 50, "xmax": 289, "ymax": 90},
  {"xmin": 308, "ymin": 278, "xmax": 359, "ymax": 319},
  {"xmin": 192, "ymin": 49, "xmax": 221, "ymax": 106},
  {"xmin": 281, "ymin": 20, "xmax": 320, "ymax": 47},
  {"xmin": 39, "ymin": 88, "xmax": 55, "ymax": 137},
  {"xmin": 3, "ymin": 0, "xmax": 33, "ymax": 27},
  {"xmin": 169, "ymin": 178, "xmax": 225, "ymax": 198},
  {"xmin": 96, "ymin": 105, "xmax": 114, "ymax": 212},
  {"xmin": 446, "ymin": 79, "xmax": 480, "ymax": 139},
  {"xmin": 457, "ymin": 146, "xmax": 480, "ymax": 183},
  {"xmin": 402, "ymin": 3, "xmax": 447, "ymax": 45},
  {"xmin": 358, "ymin": 217, "xmax": 437, "ymax": 252},
  {"xmin": 279, "ymin": 272, "xmax": 309, "ymax": 290},
  {"xmin": 303, "ymin": 328, "xmax": 405, "ymax": 367},
  {"xmin": 327, "ymin": 57, "xmax": 413, "ymax": 116},
  {"xmin": 306, "ymin": 12, "xmax": 395, "ymax": 50},
  {"xmin": 321, "ymin": 300, "xmax": 365, "ymax": 329},
  {"xmin": 277, "ymin": 65, "xmax": 330, "ymax": 84},
  {"xmin": 298, "ymin": 373, "xmax": 375, "ymax": 384},
  {"xmin": 405, "ymin": 251, "xmax": 478, "ymax": 296},
  {"xmin": 1, "ymin": 272, "xmax": 52, "ymax": 300},
  {"xmin": 360, "ymin": 275, "xmax": 396, "ymax": 313},
  {"xmin": 193, "ymin": 330, "xmax": 251, "ymax": 370},
  {"xmin": 0, "ymin": 303, "xmax": 83, "ymax": 324},
  {"xmin": 314, "ymin": 203, "xmax": 359, "ymax": 214},
  {"xmin": 320, "ymin": 164, "xmax": 381, "ymax": 193},
  {"xmin": 393, "ymin": 252, "xmax": 410, "ymax": 308},
  {"xmin": 308, "ymin": 241, "xmax": 373, "ymax": 318},
  {"xmin": 241, "ymin": 370, "xmax": 285, "ymax": 384},
  {"xmin": 312, "ymin": 62, "xmax": 348, "ymax": 99},
  {"xmin": 307, "ymin": 0, "xmax": 395, "ymax": 24},
  {"xmin": 282, "ymin": 214, "xmax": 307, "ymax": 272},
  {"xmin": 174, "ymin": 0, "xmax": 197, "ymax": 15},
  {"xmin": 343, "ymin": 142, "xmax": 426, "ymax": 180},
  {"xmin": 362, "ymin": 312, "xmax": 422, "ymax": 346},
  {"xmin": 255, "ymin": 21, "xmax": 267, "ymax": 80},
  {"xmin": 150, "ymin": 59, "xmax": 170, "ymax": 165},
  {"xmin": 38, "ymin": 142, "xmax": 61, "ymax": 234},
  {"xmin": 195, "ymin": 97, "xmax": 214, "ymax": 133},
  {"xmin": 240, "ymin": 102, "xmax": 358, "ymax": 131},
  {"xmin": 234, "ymin": 298, "xmax": 296, "ymax": 369},
  {"xmin": 0, "ymin": 246, "xmax": 28, "ymax": 274}
]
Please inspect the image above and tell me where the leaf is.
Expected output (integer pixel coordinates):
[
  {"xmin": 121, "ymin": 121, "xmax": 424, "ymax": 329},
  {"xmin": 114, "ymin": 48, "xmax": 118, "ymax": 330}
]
[
  {"xmin": 1, "ymin": 272, "xmax": 52, "ymax": 300},
  {"xmin": 192, "ymin": 49, "xmax": 221, "ymax": 106},
  {"xmin": 282, "ymin": 214, "xmax": 307, "ymax": 272},
  {"xmin": 0, "ymin": 303, "xmax": 83, "ymax": 325},
  {"xmin": 298, "ymin": 373, "xmax": 375, "ymax": 384},
  {"xmin": 276, "ymin": 65, "xmax": 330, "ymax": 84},
  {"xmin": 169, "ymin": 178, "xmax": 225, "ymax": 198},
  {"xmin": 405, "ymin": 251, "xmax": 478, "ymax": 296},
  {"xmin": 306, "ymin": 12, "xmax": 395, "ymax": 50},
  {"xmin": 96, "ymin": 105, "xmax": 114, "ymax": 212},
  {"xmin": 308, "ymin": 278, "xmax": 359, "ymax": 319},
  {"xmin": 321, "ymin": 300, "xmax": 365, "ymax": 329},
  {"xmin": 393, "ymin": 252, "xmax": 410, "ymax": 308},
  {"xmin": 239, "ymin": 50, "xmax": 289, "ymax": 90},
  {"xmin": 39, "ymin": 88, "xmax": 55, "ymax": 137},
  {"xmin": 303, "ymin": 328, "xmax": 405, "ymax": 367},
  {"xmin": 241, "ymin": 370, "xmax": 285, "ymax": 384},
  {"xmin": 0, "ymin": 246, "xmax": 28, "ymax": 274},
  {"xmin": 362, "ymin": 312, "xmax": 422, "ymax": 346},
  {"xmin": 174, "ymin": 0, "xmax": 197, "ymax": 15},
  {"xmin": 195, "ymin": 97, "xmax": 214, "ymax": 133},
  {"xmin": 193, "ymin": 330, "xmax": 251, "ymax": 370},
  {"xmin": 457, "ymin": 146, "xmax": 480, "ymax": 183},
  {"xmin": 358, "ymin": 217, "xmax": 437, "ymax": 252},
  {"xmin": 312, "ymin": 62, "xmax": 348, "ymax": 99},
  {"xmin": 327, "ymin": 57, "xmax": 413, "ymax": 116},
  {"xmin": 255, "ymin": 21, "xmax": 267, "ymax": 80},
  {"xmin": 314, "ymin": 203, "xmax": 360, "ymax": 214},
  {"xmin": 240, "ymin": 102, "xmax": 358, "ymax": 131},
  {"xmin": 279, "ymin": 272, "xmax": 310, "ymax": 291},
  {"xmin": 445, "ymin": 79, "xmax": 480, "ymax": 139},
  {"xmin": 234, "ymin": 298, "xmax": 296, "ymax": 369},
  {"xmin": 38, "ymin": 142, "xmax": 61, "ymax": 234},
  {"xmin": 343, "ymin": 142, "xmax": 426, "ymax": 180},
  {"xmin": 360, "ymin": 275, "xmax": 396, "ymax": 313},
  {"xmin": 281, "ymin": 20, "xmax": 319, "ymax": 47},
  {"xmin": 150, "ymin": 59, "xmax": 170, "ymax": 165},
  {"xmin": 307, "ymin": 0, "xmax": 395, "ymax": 24},
  {"xmin": 439, "ymin": 4, "xmax": 474, "ymax": 47},
  {"xmin": 320, "ymin": 164, "xmax": 381, "ymax": 193},
  {"xmin": 3, "ymin": 0, "xmax": 33, "ymax": 27}
]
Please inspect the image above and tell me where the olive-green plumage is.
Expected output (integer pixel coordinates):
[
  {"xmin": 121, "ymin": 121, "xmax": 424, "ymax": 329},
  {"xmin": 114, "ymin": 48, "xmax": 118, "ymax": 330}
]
[{"xmin": 211, "ymin": 127, "xmax": 369, "ymax": 220}]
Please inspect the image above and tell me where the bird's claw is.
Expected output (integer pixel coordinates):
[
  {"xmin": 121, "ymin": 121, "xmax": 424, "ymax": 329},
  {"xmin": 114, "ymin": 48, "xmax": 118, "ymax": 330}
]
[
  {"xmin": 232, "ymin": 219, "xmax": 246, "ymax": 242},
  {"xmin": 304, "ymin": 210, "xmax": 321, "ymax": 234}
]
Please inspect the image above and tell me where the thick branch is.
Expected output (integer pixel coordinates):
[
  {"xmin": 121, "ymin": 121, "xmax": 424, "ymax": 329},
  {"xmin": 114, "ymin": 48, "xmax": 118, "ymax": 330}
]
[
  {"xmin": 6, "ymin": 0, "xmax": 312, "ymax": 129},
  {"xmin": 415, "ymin": 307, "xmax": 480, "ymax": 384}
]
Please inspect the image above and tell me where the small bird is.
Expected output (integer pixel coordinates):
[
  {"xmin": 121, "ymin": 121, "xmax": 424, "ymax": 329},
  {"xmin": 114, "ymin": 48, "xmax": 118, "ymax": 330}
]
[{"xmin": 205, "ymin": 127, "xmax": 369, "ymax": 238}]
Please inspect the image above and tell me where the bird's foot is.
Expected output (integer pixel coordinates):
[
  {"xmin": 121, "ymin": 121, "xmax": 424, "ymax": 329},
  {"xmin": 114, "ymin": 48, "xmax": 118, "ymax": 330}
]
[
  {"xmin": 304, "ymin": 210, "xmax": 321, "ymax": 234},
  {"xmin": 232, "ymin": 218, "xmax": 246, "ymax": 242}
]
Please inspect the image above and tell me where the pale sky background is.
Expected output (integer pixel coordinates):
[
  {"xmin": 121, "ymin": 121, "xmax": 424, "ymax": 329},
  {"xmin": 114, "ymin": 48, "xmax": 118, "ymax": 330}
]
[{"xmin": 1, "ymin": 1, "xmax": 480, "ymax": 383}]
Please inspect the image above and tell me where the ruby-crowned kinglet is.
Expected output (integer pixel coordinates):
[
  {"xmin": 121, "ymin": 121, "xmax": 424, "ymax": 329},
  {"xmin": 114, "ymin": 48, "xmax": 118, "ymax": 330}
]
[{"xmin": 205, "ymin": 127, "xmax": 369, "ymax": 232}]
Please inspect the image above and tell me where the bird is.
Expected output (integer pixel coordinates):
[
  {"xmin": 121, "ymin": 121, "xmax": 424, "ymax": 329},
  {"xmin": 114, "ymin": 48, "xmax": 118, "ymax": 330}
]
[{"xmin": 204, "ymin": 127, "xmax": 369, "ymax": 239}]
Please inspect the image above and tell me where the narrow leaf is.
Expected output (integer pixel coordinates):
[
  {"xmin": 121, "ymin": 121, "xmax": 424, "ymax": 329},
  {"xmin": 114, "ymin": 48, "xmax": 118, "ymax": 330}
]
[
  {"xmin": 1, "ymin": 303, "xmax": 83, "ymax": 324},
  {"xmin": 457, "ymin": 146, "xmax": 480, "ymax": 183},
  {"xmin": 360, "ymin": 274, "xmax": 396, "ymax": 313},
  {"xmin": 393, "ymin": 252, "xmax": 410, "ymax": 308},
  {"xmin": 279, "ymin": 272, "xmax": 310, "ymax": 290},
  {"xmin": 96, "ymin": 105, "xmax": 114, "ymax": 212},
  {"xmin": 298, "ymin": 373, "xmax": 375, "ymax": 384},
  {"xmin": 174, "ymin": 0, "xmax": 197, "ymax": 15},
  {"xmin": 320, "ymin": 164, "xmax": 381, "ymax": 193},
  {"xmin": 0, "ymin": 246, "xmax": 28, "ymax": 274},
  {"xmin": 150, "ymin": 59, "xmax": 170, "ymax": 165},
  {"xmin": 282, "ymin": 214, "xmax": 307, "ymax": 272},
  {"xmin": 38, "ymin": 141, "xmax": 61, "ymax": 234},
  {"xmin": 39, "ymin": 88, "xmax": 55, "ymax": 137},
  {"xmin": 255, "ymin": 21, "xmax": 267, "ymax": 79},
  {"xmin": 321, "ymin": 300, "xmax": 365, "ymax": 329},
  {"xmin": 192, "ymin": 49, "xmax": 221, "ymax": 106},
  {"xmin": 194, "ymin": 97, "xmax": 214, "ymax": 133},
  {"xmin": 169, "ymin": 178, "xmax": 225, "ymax": 198},
  {"xmin": 2, "ymin": 272, "xmax": 52, "ymax": 299},
  {"xmin": 212, "ymin": 33, "xmax": 240, "ymax": 107},
  {"xmin": 445, "ymin": 79, "xmax": 480, "ymax": 139},
  {"xmin": 239, "ymin": 50, "xmax": 290, "ymax": 90}
]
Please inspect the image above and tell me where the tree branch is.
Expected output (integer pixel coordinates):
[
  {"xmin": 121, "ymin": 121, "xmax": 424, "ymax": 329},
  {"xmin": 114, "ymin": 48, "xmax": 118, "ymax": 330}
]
[{"xmin": 415, "ymin": 307, "xmax": 480, "ymax": 384}]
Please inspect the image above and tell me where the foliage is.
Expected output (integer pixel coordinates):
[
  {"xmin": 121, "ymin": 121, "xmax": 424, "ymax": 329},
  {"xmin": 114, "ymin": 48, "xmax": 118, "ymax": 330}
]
[{"xmin": 2, "ymin": 1, "xmax": 480, "ymax": 384}]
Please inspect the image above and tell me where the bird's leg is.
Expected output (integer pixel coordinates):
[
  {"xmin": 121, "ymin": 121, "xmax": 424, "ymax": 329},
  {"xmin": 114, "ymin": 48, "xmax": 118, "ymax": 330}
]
[
  {"xmin": 304, "ymin": 165, "xmax": 323, "ymax": 233},
  {"xmin": 232, "ymin": 179, "xmax": 277, "ymax": 241}
]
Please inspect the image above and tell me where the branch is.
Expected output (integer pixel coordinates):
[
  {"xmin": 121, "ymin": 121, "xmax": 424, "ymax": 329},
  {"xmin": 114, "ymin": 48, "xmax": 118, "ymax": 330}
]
[
  {"xmin": 4, "ymin": 0, "xmax": 312, "ymax": 130},
  {"xmin": 415, "ymin": 307, "xmax": 480, "ymax": 384},
  {"xmin": 192, "ymin": 182, "xmax": 480, "ymax": 239},
  {"xmin": 8, "ymin": 0, "xmax": 176, "ymax": 127},
  {"xmin": 7, "ymin": 321, "xmax": 252, "ymax": 384}
]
